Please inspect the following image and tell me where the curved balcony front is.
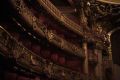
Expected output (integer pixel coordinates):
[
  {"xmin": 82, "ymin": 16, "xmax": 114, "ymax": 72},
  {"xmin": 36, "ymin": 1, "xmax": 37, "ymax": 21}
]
[
  {"xmin": 2, "ymin": 20, "xmax": 83, "ymax": 72},
  {"xmin": 36, "ymin": 0, "xmax": 108, "ymax": 46},
  {"xmin": 0, "ymin": 26, "xmax": 85, "ymax": 80},
  {"xmin": 36, "ymin": 0, "xmax": 84, "ymax": 36},
  {"xmin": 9, "ymin": 0, "xmax": 84, "ymax": 58}
]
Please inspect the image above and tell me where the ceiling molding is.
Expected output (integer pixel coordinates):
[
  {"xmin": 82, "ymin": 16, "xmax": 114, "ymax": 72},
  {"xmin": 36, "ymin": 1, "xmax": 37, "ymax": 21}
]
[{"xmin": 97, "ymin": 0, "xmax": 120, "ymax": 5}]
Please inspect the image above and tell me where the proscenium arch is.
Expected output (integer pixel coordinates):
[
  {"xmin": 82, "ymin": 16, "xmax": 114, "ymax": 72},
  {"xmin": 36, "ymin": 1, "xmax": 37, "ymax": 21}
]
[{"xmin": 108, "ymin": 27, "xmax": 120, "ymax": 65}]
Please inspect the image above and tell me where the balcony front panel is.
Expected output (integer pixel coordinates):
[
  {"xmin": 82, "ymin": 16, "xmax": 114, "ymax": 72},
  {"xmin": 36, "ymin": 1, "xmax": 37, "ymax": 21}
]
[
  {"xmin": 0, "ymin": 26, "xmax": 84, "ymax": 80},
  {"xmin": 9, "ymin": 0, "xmax": 84, "ymax": 58},
  {"xmin": 36, "ymin": 0, "xmax": 84, "ymax": 36},
  {"xmin": 36, "ymin": 0, "xmax": 107, "ymax": 45}
]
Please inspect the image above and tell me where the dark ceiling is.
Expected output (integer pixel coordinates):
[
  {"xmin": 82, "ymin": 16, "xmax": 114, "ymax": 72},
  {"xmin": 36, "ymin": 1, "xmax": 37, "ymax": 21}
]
[{"xmin": 50, "ymin": 0, "xmax": 71, "ymax": 6}]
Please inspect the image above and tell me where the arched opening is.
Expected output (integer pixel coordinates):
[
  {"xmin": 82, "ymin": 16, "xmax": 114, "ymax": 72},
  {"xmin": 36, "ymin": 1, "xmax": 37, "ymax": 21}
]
[{"xmin": 110, "ymin": 28, "xmax": 120, "ymax": 65}]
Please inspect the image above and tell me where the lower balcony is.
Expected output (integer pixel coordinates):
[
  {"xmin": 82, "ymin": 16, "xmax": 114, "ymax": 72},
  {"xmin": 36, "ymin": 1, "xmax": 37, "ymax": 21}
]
[{"xmin": 0, "ymin": 26, "xmax": 85, "ymax": 80}]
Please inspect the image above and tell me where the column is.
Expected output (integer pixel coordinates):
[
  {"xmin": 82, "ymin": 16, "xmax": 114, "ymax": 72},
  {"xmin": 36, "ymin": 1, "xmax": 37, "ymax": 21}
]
[
  {"xmin": 83, "ymin": 42, "xmax": 88, "ymax": 80},
  {"xmin": 108, "ymin": 34, "xmax": 113, "ymax": 61},
  {"xmin": 95, "ymin": 48, "xmax": 103, "ymax": 80}
]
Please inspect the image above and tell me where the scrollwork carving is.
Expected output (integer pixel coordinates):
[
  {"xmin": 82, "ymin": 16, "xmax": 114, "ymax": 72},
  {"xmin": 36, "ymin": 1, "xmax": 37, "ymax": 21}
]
[{"xmin": 47, "ymin": 30, "xmax": 54, "ymax": 41}]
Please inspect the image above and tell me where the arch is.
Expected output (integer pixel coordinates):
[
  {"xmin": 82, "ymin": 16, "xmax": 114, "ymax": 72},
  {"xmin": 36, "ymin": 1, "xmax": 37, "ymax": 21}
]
[
  {"xmin": 109, "ymin": 27, "xmax": 120, "ymax": 64},
  {"xmin": 108, "ymin": 27, "xmax": 120, "ymax": 36}
]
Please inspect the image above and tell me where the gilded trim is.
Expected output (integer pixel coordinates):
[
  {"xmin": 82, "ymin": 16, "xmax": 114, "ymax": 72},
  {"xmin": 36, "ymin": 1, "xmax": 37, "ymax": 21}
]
[{"xmin": 10, "ymin": 0, "xmax": 84, "ymax": 57}]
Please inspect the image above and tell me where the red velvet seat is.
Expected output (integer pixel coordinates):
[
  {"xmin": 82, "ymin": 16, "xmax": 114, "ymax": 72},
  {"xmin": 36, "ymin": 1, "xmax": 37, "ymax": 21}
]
[
  {"xmin": 51, "ymin": 53, "xmax": 58, "ymax": 62},
  {"xmin": 31, "ymin": 43, "xmax": 41, "ymax": 55},
  {"xmin": 39, "ymin": 15, "xmax": 46, "ymax": 24},
  {"xmin": 66, "ymin": 59, "xmax": 80, "ymax": 68},
  {"xmin": 58, "ymin": 56, "xmax": 65, "ymax": 65},
  {"xmin": 41, "ymin": 50, "xmax": 50, "ymax": 59}
]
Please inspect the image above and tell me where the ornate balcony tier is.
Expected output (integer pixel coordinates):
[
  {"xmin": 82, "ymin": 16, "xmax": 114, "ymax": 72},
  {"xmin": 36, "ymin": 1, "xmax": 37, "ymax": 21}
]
[
  {"xmin": 36, "ymin": 0, "xmax": 83, "ymax": 36},
  {"xmin": 36, "ymin": 0, "xmax": 107, "ymax": 44},
  {"xmin": 102, "ymin": 57, "xmax": 112, "ymax": 68},
  {"xmin": 9, "ymin": 0, "xmax": 84, "ymax": 58},
  {"xmin": 3, "ymin": 21, "xmax": 83, "ymax": 71},
  {"xmin": 87, "ymin": 49, "xmax": 98, "ymax": 65},
  {"xmin": 0, "ymin": 26, "xmax": 84, "ymax": 80}
]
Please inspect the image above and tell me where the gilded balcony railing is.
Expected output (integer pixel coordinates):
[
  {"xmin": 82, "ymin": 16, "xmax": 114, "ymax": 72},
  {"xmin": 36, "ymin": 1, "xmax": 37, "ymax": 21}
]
[
  {"xmin": 36, "ymin": 0, "xmax": 108, "ymax": 46},
  {"xmin": 10, "ymin": 0, "xmax": 84, "ymax": 58},
  {"xmin": 0, "ymin": 26, "xmax": 84, "ymax": 80},
  {"xmin": 36, "ymin": 0, "xmax": 83, "ymax": 36}
]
